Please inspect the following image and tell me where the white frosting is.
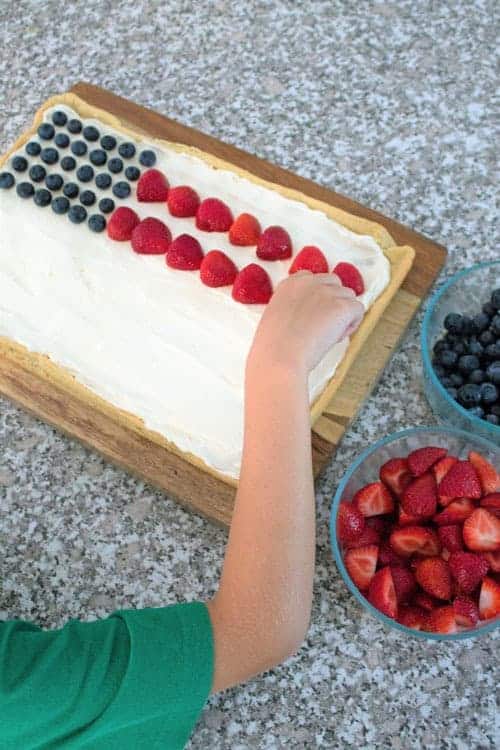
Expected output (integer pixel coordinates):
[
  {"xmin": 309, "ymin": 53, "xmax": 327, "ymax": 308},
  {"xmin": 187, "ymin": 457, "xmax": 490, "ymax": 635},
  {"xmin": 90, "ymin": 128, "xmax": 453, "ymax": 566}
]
[{"xmin": 0, "ymin": 105, "xmax": 390, "ymax": 479}]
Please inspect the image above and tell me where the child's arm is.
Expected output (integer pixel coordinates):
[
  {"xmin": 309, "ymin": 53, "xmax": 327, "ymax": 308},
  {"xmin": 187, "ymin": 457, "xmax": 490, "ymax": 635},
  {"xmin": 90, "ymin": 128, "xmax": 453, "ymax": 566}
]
[{"xmin": 207, "ymin": 271, "xmax": 364, "ymax": 692}]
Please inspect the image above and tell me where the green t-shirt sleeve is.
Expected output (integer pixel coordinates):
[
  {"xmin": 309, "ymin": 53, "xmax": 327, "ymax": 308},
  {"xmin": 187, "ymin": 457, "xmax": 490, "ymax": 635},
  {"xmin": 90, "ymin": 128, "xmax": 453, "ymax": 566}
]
[{"xmin": 0, "ymin": 601, "xmax": 214, "ymax": 750}]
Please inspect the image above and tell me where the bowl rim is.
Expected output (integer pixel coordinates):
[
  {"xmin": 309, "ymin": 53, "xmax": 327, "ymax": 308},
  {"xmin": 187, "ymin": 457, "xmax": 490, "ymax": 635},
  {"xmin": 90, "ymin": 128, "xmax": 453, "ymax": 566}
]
[
  {"xmin": 329, "ymin": 425, "xmax": 500, "ymax": 641},
  {"xmin": 421, "ymin": 260, "xmax": 500, "ymax": 439}
]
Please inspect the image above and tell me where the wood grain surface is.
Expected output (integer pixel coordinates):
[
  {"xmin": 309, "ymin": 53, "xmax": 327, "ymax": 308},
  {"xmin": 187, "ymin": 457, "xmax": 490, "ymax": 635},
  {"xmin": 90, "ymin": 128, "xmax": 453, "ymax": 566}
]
[{"xmin": 0, "ymin": 83, "xmax": 447, "ymax": 526}]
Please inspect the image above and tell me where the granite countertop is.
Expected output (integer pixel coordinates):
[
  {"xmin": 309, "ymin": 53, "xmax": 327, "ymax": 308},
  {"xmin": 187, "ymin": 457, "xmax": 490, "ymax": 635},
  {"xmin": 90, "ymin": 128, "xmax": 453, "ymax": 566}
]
[{"xmin": 1, "ymin": 1, "xmax": 498, "ymax": 748}]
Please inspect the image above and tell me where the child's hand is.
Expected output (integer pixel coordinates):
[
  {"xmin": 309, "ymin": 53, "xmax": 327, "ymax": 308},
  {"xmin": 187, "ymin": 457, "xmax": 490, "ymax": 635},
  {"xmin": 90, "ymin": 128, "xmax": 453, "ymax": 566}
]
[{"xmin": 248, "ymin": 271, "xmax": 365, "ymax": 376}]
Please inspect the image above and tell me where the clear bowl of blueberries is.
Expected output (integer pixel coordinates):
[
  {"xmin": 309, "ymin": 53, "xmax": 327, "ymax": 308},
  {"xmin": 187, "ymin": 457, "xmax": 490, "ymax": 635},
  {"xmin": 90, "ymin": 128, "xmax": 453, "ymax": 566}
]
[{"xmin": 422, "ymin": 261, "xmax": 500, "ymax": 446}]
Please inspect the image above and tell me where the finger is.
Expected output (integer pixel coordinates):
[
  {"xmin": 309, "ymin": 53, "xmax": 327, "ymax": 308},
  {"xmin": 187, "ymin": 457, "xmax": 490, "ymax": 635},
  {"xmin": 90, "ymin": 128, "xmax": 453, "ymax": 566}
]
[
  {"xmin": 314, "ymin": 273, "xmax": 342, "ymax": 286},
  {"xmin": 328, "ymin": 284, "xmax": 357, "ymax": 299}
]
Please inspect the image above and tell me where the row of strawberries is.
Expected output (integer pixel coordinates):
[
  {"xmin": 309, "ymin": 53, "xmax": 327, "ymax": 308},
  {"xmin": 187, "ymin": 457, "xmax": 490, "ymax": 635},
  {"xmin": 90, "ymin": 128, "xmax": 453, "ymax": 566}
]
[
  {"xmin": 105, "ymin": 168, "xmax": 365, "ymax": 304},
  {"xmin": 337, "ymin": 446, "xmax": 500, "ymax": 633}
]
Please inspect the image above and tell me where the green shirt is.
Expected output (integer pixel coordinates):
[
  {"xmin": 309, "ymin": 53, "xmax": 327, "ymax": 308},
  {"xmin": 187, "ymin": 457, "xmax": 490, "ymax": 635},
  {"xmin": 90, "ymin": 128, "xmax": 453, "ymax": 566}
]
[{"xmin": 0, "ymin": 601, "xmax": 213, "ymax": 749}]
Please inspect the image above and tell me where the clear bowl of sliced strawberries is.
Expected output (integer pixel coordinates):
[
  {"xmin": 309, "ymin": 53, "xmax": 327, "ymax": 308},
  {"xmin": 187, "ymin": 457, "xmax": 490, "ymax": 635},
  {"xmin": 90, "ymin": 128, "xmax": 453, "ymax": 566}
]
[{"xmin": 330, "ymin": 426, "xmax": 500, "ymax": 639}]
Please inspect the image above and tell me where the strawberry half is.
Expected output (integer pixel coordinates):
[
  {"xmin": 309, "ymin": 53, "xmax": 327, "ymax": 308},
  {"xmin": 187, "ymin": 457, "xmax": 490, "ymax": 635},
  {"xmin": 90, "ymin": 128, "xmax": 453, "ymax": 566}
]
[
  {"xmin": 167, "ymin": 185, "xmax": 200, "ymax": 217},
  {"xmin": 397, "ymin": 605, "xmax": 427, "ymax": 630},
  {"xmin": 344, "ymin": 525, "xmax": 381, "ymax": 550},
  {"xmin": 433, "ymin": 456, "xmax": 458, "ymax": 486},
  {"xmin": 256, "ymin": 226, "xmax": 292, "ymax": 261},
  {"xmin": 389, "ymin": 526, "xmax": 441, "ymax": 557},
  {"xmin": 484, "ymin": 550, "xmax": 500, "ymax": 572},
  {"xmin": 166, "ymin": 234, "xmax": 204, "ymax": 270},
  {"xmin": 415, "ymin": 556, "xmax": 452, "ymax": 600},
  {"xmin": 333, "ymin": 262, "xmax": 365, "ymax": 295},
  {"xmin": 199, "ymin": 250, "xmax": 238, "ymax": 287},
  {"xmin": 448, "ymin": 551, "xmax": 489, "ymax": 594},
  {"xmin": 131, "ymin": 217, "xmax": 172, "ymax": 255},
  {"xmin": 401, "ymin": 472, "xmax": 437, "ymax": 517},
  {"xmin": 107, "ymin": 206, "xmax": 140, "ymax": 241},
  {"xmin": 433, "ymin": 498, "xmax": 476, "ymax": 526},
  {"xmin": 453, "ymin": 596, "xmax": 479, "ymax": 627},
  {"xmin": 344, "ymin": 544, "xmax": 378, "ymax": 590},
  {"xmin": 390, "ymin": 566, "xmax": 416, "ymax": 603},
  {"xmin": 480, "ymin": 493, "xmax": 500, "ymax": 517},
  {"xmin": 462, "ymin": 508, "xmax": 500, "ymax": 552},
  {"xmin": 378, "ymin": 540, "xmax": 406, "ymax": 568},
  {"xmin": 438, "ymin": 460, "xmax": 482, "ymax": 505},
  {"xmin": 229, "ymin": 213, "xmax": 261, "ymax": 246},
  {"xmin": 479, "ymin": 576, "xmax": 500, "ymax": 619},
  {"xmin": 137, "ymin": 168, "xmax": 169, "ymax": 202},
  {"xmin": 196, "ymin": 198, "xmax": 234, "ymax": 232},
  {"xmin": 437, "ymin": 524, "xmax": 464, "ymax": 553},
  {"xmin": 353, "ymin": 481, "xmax": 394, "ymax": 517},
  {"xmin": 407, "ymin": 446, "xmax": 447, "ymax": 477},
  {"xmin": 368, "ymin": 566, "xmax": 398, "ymax": 618},
  {"xmin": 468, "ymin": 451, "xmax": 500, "ymax": 495},
  {"xmin": 412, "ymin": 591, "xmax": 438, "ymax": 611},
  {"xmin": 336, "ymin": 502, "xmax": 365, "ymax": 544},
  {"xmin": 428, "ymin": 605, "xmax": 458, "ymax": 634},
  {"xmin": 399, "ymin": 506, "xmax": 424, "ymax": 526},
  {"xmin": 289, "ymin": 246, "xmax": 329, "ymax": 275},
  {"xmin": 232, "ymin": 263, "xmax": 273, "ymax": 304},
  {"xmin": 379, "ymin": 457, "xmax": 412, "ymax": 497}
]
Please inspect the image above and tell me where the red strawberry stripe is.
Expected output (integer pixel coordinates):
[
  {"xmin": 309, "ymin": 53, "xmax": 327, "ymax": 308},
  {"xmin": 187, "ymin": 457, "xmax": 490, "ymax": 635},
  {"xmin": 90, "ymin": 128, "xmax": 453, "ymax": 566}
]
[
  {"xmin": 166, "ymin": 234, "xmax": 204, "ymax": 270},
  {"xmin": 137, "ymin": 169, "xmax": 169, "ymax": 202},
  {"xmin": 167, "ymin": 185, "xmax": 200, "ymax": 218},
  {"xmin": 229, "ymin": 213, "xmax": 261, "ymax": 246},
  {"xmin": 289, "ymin": 246, "xmax": 329, "ymax": 275},
  {"xmin": 256, "ymin": 226, "xmax": 292, "ymax": 261},
  {"xmin": 131, "ymin": 217, "xmax": 171, "ymax": 255},
  {"xmin": 232, "ymin": 263, "xmax": 273, "ymax": 304},
  {"xmin": 107, "ymin": 206, "xmax": 140, "ymax": 241},
  {"xmin": 196, "ymin": 198, "xmax": 233, "ymax": 232},
  {"xmin": 333, "ymin": 262, "xmax": 365, "ymax": 295},
  {"xmin": 199, "ymin": 250, "xmax": 237, "ymax": 288}
]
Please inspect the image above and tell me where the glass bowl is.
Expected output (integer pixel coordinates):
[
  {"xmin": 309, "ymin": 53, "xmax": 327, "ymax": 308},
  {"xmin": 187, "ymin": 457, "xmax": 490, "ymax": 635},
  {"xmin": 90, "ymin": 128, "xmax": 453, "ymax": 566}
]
[
  {"xmin": 330, "ymin": 426, "xmax": 500, "ymax": 641},
  {"xmin": 421, "ymin": 261, "xmax": 500, "ymax": 446}
]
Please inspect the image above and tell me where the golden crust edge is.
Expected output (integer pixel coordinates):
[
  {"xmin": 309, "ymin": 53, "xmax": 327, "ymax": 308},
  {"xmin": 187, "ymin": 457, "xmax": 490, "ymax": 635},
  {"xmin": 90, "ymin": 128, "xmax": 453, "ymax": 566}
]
[{"xmin": 0, "ymin": 92, "xmax": 416, "ymax": 484}]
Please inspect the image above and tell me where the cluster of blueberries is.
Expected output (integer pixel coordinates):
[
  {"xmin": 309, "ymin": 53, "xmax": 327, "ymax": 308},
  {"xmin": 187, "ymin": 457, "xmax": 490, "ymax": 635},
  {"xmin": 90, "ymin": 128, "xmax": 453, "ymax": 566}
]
[
  {"xmin": 0, "ymin": 109, "xmax": 156, "ymax": 232},
  {"xmin": 432, "ymin": 288, "xmax": 500, "ymax": 426}
]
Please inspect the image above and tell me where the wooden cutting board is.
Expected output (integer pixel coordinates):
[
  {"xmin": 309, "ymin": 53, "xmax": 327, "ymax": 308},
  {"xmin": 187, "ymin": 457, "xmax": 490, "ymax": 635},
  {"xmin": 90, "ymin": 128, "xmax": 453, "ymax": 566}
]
[{"xmin": 0, "ymin": 82, "xmax": 447, "ymax": 526}]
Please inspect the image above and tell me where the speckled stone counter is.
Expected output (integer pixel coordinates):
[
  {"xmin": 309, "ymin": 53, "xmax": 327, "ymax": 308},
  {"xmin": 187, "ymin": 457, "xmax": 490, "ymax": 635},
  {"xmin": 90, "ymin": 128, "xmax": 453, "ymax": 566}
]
[{"xmin": 1, "ymin": 1, "xmax": 498, "ymax": 748}]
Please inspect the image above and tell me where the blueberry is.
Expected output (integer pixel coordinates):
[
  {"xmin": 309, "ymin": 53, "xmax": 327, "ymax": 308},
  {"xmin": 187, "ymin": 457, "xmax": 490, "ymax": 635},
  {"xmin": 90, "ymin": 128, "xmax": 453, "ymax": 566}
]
[
  {"xmin": 485, "ymin": 343, "xmax": 500, "ymax": 360},
  {"xmin": 462, "ymin": 317, "xmax": 475, "ymax": 336},
  {"xmin": 52, "ymin": 196, "xmax": 70, "ymax": 214},
  {"xmin": 16, "ymin": 182, "xmax": 34, "ymax": 198},
  {"xmin": 469, "ymin": 369, "xmax": 485, "ymax": 385},
  {"xmin": 67, "ymin": 118, "xmax": 83, "ymax": 134},
  {"xmin": 491, "ymin": 315, "xmax": 500, "ymax": 336},
  {"xmin": 139, "ymin": 149, "xmax": 156, "ymax": 167},
  {"xmin": 34, "ymin": 188, "xmax": 52, "ymax": 207},
  {"xmin": 458, "ymin": 383, "xmax": 481, "ymax": 407},
  {"xmin": 480, "ymin": 382, "xmax": 498, "ymax": 406},
  {"xmin": 467, "ymin": 406, "xmax": 485, "ymax": 419},
  {"xmin": 98, "ymin": 197, "xmax": 115, "ymax": 214},
  {"xmin": 26, "ymin": 141, "xmax": 42, "ymax": 156},
  {"xmin": 491, "ymin": 289, "xmax": 500, "ymax": 311},
  {"xmin": 118, "ymin": 142, "xmax": 136, "ymax": 159},
  {"xmin": 80, "ymin": 189, "xmax": 96, "ymax": 206},
  {"xmin": 68, "ymin": 205, "xmax": 87, "ymax": 224},
  {"xmin": 486, "ymin": 361, "xmax": 500, "ymax": 385},
  {"xmin": 445, "ymin": 334, "xmax": 460, "ymax": 347},
  {"xmin": 41, "ymin": 148, "xmax": 58, "ymax": 164},
  {"xmin": 45, "ymin": 173, "xmax": 63, "ymax": 191},
  {"xmin": 12, "ymin": 155, "xmax": 28, "ymax": 172},
  {"xmin": 444, "ymin": 313, "xmax": 464, "ymax": 335},
  {"xmin": 445, "ymin": 387, "xmax": 458, "ymax": 400},
  {"xmin": 472, "ymin": 313, "xmax": 490, "ymax": 333},
  {"xmin": 61, "ymin": 156, "xmax": 76, "ymax": 171},
  {"xmin": 433, "ymin": 339, "xmax": 447, "ymax": 355},
  {"xmin": 453, "ymin": 341, "xmax": 467, "ymax": 356},
  {"xmin": 479, "ymin": 330, "xmax": 495, "ymax": 347},
  {"xmin": 38, "ymin": 123, "xmax": 55, "ymax": 140},
  {"xmin": 112, "ymin": 181, "xmax": 130, "ymax": 199},
  {"xmin": 63, "ymin": 182, "xmax": 79, "ymax": 199},
  {"xmin": 125, "ymin": 165, "xmax": 140, "ymax": 181},
  {"xmin": 52, "ymin": 110, "xmax": 68, "ymax": 127},
  {"xmin": 432, "ymin": 362, "xmax": 446, "ymax": 378},
  {"xmin": 0, "ymin": 172, "xmax": 15, "ymax": 189},
  {"xmin": 467, "ymin": 338, "xmax": 483, "ymax": 357},
  {"xmin": 439, "ymin": 376, "xmax": 453, "ymax": 388},
  {"xmin": 83, "ymin": 125, "xmax": 100, "ymax": 142},
  {"xmin": 483, "ymin": 301, "xmax": 496, "ymax": 318},
  {"xmin": 77, "ymin": 165, "xmax": 94, "ymax": 182},
  {"xmin": 458, "ymin": 354, "xmax": 480, "ymax": 374},
  {"xmin": 108, "ymin": 157, "xmax": 123, "ymax": 174},
  {"xmin": 449, "ymin": 372, "xmax": 464, "ymax": 387},
  {"xmin": 55, "ymin": 132, "xmax": 70, "ymax": 148},
  {"xmin": 71, "ymin": 140, "xmax": 87, "ymax": 157},
  {"xmin": 89, "ymin": 149, "xmax": 107, "ymax": 166},
  {"xmin": 486, "ymin": 414, "xmax": 500, "ymax": 426},
  {"xmin": 88, "ymin": 214, "xmax": 106, "ymax": 232},
  {"xmin": 29, "ymin": 164, "xmax": 46, "ymax": 182},
  {"xmin": 491, "ymin": 404, "xmax": 500, "ymax": 417},
  {"xmin": 438, "ymin": 349, "xmax": 458, "ymax": 368},
  {"xmin": 95, "ymin": 173, "xmax": 112, "ymax": 190},
  {"xmin": 100, "ymin": 135, "xmax": 117, "ymax": 151}
]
